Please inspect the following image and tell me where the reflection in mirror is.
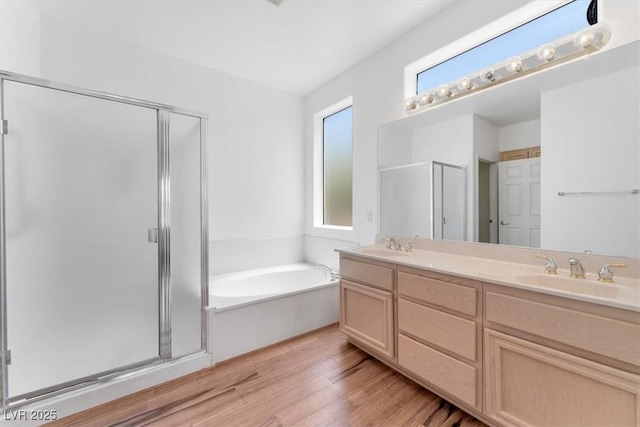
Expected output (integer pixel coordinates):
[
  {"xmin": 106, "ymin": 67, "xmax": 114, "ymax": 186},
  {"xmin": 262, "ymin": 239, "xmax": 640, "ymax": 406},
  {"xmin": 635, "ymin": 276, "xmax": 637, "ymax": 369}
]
[
  {"xmin": 432, "ymin": 162, "xmax": 466, "ymax": 241},
  {"xmin": 378, "ymin": 41, "xmax": 639, "ymax": 258},
  {"xmin": 379, "ymin": 163, "xmax": 430, "ymax": 238}
]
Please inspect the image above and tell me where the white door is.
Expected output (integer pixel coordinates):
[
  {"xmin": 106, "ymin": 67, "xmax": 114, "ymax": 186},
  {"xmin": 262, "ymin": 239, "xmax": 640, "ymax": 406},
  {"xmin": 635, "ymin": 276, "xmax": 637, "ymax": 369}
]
[{"xmin": 498, "ymin": 158, "xmax": 541, "ymax": 247}]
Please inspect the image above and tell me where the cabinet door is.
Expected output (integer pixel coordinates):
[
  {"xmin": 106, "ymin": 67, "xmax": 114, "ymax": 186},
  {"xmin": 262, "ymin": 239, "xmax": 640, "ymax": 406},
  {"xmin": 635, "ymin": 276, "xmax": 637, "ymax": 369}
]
[
  {"xmin": 528, "ymin": 147, "xmax": 541, "ymax": 158},
  {"xmin": 485, "ymin": 329, "xmax": 640, "ymax": 427},
  {"xmin": 340, "ymin": 280, "xmax": 394, "ymax": 359},
  {"xmin": 500, "ymin": 149, "xmax": 529, "ymax": 161}
]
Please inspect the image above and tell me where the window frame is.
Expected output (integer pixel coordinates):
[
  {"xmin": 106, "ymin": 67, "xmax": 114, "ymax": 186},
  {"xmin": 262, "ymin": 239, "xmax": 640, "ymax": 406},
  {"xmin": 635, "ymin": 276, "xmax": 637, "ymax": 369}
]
[
  {"xmin": 414, "ymin": 0, "xmax": 596, "ymax": 95},
  {"xmin": 404, "ymin": 0, "xmax": 576, "ymax": 98},
  {"xmin": 313, "ymin": 96, "xmax": 353, "ymax": 232}
]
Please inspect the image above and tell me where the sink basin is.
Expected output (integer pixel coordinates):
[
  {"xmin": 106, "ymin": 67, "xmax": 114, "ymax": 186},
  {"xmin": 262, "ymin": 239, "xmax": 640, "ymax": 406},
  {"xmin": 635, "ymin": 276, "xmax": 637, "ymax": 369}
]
[
  {"xmin": 515, "ymin": 274, "xmax": 620, "ymax": 298},
  {"xmin": 354, "ymin": 248, "xmax": 410, "ymax": 257}
]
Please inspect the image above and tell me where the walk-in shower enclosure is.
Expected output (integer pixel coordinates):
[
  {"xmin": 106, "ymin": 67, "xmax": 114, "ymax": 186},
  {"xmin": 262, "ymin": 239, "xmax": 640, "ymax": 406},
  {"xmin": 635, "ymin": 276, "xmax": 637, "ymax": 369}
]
[{"xmin": 0, "ymin": 70, "xmax": 209, "ymax": 408}]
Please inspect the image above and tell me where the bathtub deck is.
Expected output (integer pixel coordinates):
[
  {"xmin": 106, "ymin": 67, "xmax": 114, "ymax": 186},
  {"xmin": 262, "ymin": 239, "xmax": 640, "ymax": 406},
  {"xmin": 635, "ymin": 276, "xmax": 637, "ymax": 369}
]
[{"xmin": 48, "ymin": 324, "xmax": 486, "ymax": 427}]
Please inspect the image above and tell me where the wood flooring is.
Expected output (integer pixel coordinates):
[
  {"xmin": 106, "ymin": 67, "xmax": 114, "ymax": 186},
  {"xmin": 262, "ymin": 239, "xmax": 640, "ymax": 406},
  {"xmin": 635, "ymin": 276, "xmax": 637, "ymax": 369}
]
[{"xmin": 48, "ymin": 324, "xmax": 486, "ymax": 427}]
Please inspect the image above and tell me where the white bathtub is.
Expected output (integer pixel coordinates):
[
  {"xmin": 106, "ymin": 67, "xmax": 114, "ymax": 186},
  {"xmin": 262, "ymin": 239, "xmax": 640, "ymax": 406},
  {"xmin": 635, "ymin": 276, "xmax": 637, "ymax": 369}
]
[
  {"xmin": 207, "ymin": 263, "xmax": 339, "ymax": 363},
  {"xmin": 209, "ymin": 263, "xmax": 337, "ymax": 310}
]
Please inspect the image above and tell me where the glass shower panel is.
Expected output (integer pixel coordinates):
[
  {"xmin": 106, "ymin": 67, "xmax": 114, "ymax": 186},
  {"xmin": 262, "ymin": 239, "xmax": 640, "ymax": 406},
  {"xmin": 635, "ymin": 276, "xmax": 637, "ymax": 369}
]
[
  {"xmin": 432, "ymin": 164, "xmax": 443, "ymax": 239},
  {"xmin": 442, "ymin": 166, "xmax": 466, "ymax": 241},
  {"xmin": 169, "ymin": 113, "xmax": 203, "ymax": 357},
  {"xmin": 379, "ymin": 164, "xmax": 431, "ymax": 238},
  {"xmin": 3, "ymin": 81, "xmax": 159, "ymax": 399}
]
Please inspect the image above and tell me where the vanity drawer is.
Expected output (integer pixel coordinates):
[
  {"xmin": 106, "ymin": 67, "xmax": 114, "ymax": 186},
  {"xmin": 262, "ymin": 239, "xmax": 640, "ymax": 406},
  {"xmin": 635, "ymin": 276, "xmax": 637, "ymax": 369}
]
[
  {"xmin": 398, "ymin": 271, "xmax": 477, "ymax": 316},
  {"xmin": 399, "ymin": 299, "xmax": 476, "ymax": 361},
  {"xmin": 486, "ymin": 291, "xmax": 640, "ymax": 366},
  {"xmin": 398, "ymin": 334, "xmax": 477, "ymax": 408},
  {"xmin": 341, "ymin": 257, "xmax": 394, "ymax": 291}
]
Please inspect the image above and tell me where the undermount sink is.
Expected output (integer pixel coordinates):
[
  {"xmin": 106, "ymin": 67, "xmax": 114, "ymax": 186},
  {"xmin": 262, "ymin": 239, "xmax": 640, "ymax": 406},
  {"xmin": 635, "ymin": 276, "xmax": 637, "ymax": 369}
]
[
  {"xmin": 355, "ymin": 247, "xmax": 410, "ymax": 257},
  {"xmin": 515, "ymin": 274, "xmax": 620, "ymax": 298}
]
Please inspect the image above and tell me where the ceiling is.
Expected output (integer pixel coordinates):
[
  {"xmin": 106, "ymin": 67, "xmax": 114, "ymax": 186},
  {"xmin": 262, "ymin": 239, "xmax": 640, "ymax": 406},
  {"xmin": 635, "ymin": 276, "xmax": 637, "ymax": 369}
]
[{"xmin": 35, "ymin": 0, "xmax": 455, "ymax": 95}]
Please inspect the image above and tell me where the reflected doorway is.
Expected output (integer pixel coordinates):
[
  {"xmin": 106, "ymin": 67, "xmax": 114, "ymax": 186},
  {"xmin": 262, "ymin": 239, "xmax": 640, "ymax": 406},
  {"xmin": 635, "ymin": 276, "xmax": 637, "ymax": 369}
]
[{"xmin": 478, "ymin": 159, "xmax": 498, "ymax": 244}]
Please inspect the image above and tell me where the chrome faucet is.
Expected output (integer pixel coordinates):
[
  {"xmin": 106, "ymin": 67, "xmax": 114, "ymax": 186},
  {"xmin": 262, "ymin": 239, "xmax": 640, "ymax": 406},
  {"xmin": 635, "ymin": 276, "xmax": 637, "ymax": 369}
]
[
  {"xmin": 318, "ymin": 264, "xmax": 339, "ymax": 280},
  {"xmin": 384, "ymin": 238, "xmax": 402, "ymax": 251},
  {"xmin": 535, "ymin": 255, "xmax": 557, "ymax": 275},
  {"xmin": 404, "ymin": 240, "xmax": 416, "ymax": 253},
  {"xmin": 597, "ymin": 263, "xmax": 627, "ymax": 282},
  {"xmin": 568, "ymin": 258, "xmax": 586, "ymax": 279}
]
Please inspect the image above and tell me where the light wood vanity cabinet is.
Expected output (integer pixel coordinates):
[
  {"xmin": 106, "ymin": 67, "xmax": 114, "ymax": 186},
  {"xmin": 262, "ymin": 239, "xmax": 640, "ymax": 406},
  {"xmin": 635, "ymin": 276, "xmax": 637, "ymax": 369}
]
[
  {"xmin": 339, "ymin": 255, "xmax": 395, "ymax": 360},
  {"xmin": 397, "ymin": 267, "xmax": 483, "ymax": 409},
  {"xmin": 339, "ymin": 253, "xmax": 640, "ymax": 426},
  {"xmin": 484, "ymin": 283, "xmax": 640, "ymax": 427}
]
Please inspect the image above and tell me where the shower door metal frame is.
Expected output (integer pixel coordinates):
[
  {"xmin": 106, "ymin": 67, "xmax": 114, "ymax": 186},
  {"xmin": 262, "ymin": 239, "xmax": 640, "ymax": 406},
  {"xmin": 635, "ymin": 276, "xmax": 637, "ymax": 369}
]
[{"xmin": 0, "ymin": 70, "xmax": 209, "ymax": 409}]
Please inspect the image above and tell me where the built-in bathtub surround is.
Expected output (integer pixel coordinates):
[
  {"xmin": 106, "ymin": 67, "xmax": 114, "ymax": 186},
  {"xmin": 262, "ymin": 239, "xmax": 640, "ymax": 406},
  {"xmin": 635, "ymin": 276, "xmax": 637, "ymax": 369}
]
[
  {"xmin": 208, "ymin": 263, "xmax": 339, "ymax": 363},
  {"xmin": 303, "ymin": 234, "xmax": 359, "ymax": 271},
  {"xmin": 209, "ymin": 236, "xmax": 304, "ymax": 275}
]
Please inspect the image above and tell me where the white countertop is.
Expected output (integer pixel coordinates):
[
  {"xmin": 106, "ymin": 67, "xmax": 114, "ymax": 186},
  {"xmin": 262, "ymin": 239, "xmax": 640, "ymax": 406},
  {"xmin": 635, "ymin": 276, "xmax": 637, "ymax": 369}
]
[{"xmin": 337, "ymin": 245, "xmax": 640, "ymax": 312}]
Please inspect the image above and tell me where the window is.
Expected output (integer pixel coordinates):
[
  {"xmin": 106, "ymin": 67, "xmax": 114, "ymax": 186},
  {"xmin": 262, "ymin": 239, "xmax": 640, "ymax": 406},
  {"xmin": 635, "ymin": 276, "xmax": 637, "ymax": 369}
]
[
  {"xmin": 416, "ymin": 0, "xmax": 597, "ymax": 94},
  {"xmin": 323, "ymin": 106, "xmax": 352, "ymax": 226},
  {"xmin": 313, "ymin": 98, "xmax": 353, "ymax": 229}
]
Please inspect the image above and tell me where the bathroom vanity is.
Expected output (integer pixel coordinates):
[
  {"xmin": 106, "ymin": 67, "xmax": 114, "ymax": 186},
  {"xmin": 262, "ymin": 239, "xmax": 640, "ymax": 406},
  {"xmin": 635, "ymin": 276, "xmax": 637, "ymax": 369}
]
[{"xmin": 338, "ymin": 243, "xmax": 640, "ymax": 427}]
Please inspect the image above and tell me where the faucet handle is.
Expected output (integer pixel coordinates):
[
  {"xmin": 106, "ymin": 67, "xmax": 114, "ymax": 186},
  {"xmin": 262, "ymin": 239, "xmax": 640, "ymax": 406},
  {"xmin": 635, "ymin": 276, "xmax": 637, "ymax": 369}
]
[
  {"xmin": 384, "ymin": 238, "xmax": 392, "ymax": 250},
  {"xmin": 597, "ymin": 263, "xmax": 627, "ymax": 282},
  {"xmin": 535, "ymin": 254, "xmax": 557, "ymax": 275},
  {"xmin": 405, "ymin": 241, "xmax": 416, "ymax": 253}
]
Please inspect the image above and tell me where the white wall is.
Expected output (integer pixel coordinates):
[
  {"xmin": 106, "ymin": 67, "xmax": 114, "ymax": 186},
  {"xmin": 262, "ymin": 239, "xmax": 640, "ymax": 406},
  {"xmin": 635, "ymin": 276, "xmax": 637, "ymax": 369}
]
[
  {"xmin": 541, "ymin": 66, "xmax": 640, "ymax": 258},
  {"xmin": 0, "ymin": 2, "xmax": 306, "ymax": 419},
  {"xmin": 473, "ymin": 117, "xmax": 500, "ymax": 242},
  {"xmin": 303, "ymin": 1, "xmax": 531, "ymax": 254},
  {"xmin": 499, "ymin": 119, "xmax": 541, "ymax": 151},
  {"xmin": 378, "ymin": 124, "xmax": 413, "ymax": 169},
  {"xmin": 412, "ymin": 115, "xmax": 473, "ymax": 165},
  {"xmin": 1, "ymin": 5, "xmax": 305, "ymax": 274},
  {"xmin": 303, "ymin": 0, "xmax": 640, "ymax": 257}
]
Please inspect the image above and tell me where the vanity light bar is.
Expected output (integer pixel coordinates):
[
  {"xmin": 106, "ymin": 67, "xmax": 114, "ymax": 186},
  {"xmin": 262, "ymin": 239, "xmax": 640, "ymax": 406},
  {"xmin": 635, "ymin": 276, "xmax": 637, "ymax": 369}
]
[{"xmin": 405, "ymin": 26, "xmax": 611, "ymax": 113}]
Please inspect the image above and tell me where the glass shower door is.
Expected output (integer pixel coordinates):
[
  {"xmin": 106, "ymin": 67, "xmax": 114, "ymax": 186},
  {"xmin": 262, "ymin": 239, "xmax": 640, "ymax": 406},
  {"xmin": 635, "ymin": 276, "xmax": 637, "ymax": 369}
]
[
  {"xmin": 432, "ymin": 162, "xmax": 466, "ymax": 241},
  {"xmin": 170, "ymin": 113, "xmax": 206, "ymax": 358},
  {"xmin": 2, "ymin": 81, "xmax": 160, "ymax": 401}
]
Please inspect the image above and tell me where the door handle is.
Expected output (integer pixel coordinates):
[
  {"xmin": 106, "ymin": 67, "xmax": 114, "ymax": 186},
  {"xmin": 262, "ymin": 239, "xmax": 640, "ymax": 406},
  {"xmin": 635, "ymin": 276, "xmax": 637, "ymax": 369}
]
[
  {"xmin": 148, "ymin": 228, "xmax": 158, "ymax": 243},
  {"xmin": 500, "ymin": 221, "xmax": 509, "ymax": 225}
]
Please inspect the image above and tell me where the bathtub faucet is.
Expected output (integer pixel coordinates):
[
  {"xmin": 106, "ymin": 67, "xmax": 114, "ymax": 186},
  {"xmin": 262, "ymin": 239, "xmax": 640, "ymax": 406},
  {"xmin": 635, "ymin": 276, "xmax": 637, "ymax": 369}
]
[{"xmin": 318, "ymin": 264, "xmax": 339, "ymax": 280}]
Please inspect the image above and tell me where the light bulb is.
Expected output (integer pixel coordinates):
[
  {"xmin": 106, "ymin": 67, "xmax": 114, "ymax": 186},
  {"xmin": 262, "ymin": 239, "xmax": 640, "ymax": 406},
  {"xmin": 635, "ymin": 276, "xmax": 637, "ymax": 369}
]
[
  {"xmin": 480, "ymin": 68, "xmax": 496, "ymax": 83},
  {"xmin": 505, "ymin": 56, "xmax": 523, "ymax": 73},
  {"xmin": 419, "ymin": 93, "xmax": 434, "ymax": 105},
  {"xmin": 537, "ymin": 43, "xmax": 556, "ymax": 61},
  {"xmin": 574, "ymin": 29, "xmax": 603, "ymax": 48},
  {"xmin": 438, "ymin": 84, "xmax": 452, "ymax": 98},
  {"xmin": 456, "ymin": 77, "xmax": 473, "ymax": 91},
  {"xmin": 405, "ymin": 100, "xmax": 416, "ymax": 110}
]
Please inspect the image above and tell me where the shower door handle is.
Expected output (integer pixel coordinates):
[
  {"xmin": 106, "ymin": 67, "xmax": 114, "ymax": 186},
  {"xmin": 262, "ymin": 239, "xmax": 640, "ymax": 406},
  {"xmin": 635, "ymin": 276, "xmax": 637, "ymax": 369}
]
[{"xmin": 148, "ymin": 228, "xmax": 158, "ymax": 243}]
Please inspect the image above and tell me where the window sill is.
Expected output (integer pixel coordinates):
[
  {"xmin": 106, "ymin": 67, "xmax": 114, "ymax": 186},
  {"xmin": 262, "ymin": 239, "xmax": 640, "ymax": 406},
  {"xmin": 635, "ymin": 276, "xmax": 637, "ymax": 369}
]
[
  {"xmin": 310, "ymin": 224, "xmax": 355, "ymax": 241},
  {"xmin": 314, "ymin": 224, "xmax": 353, "ymax": 231}
]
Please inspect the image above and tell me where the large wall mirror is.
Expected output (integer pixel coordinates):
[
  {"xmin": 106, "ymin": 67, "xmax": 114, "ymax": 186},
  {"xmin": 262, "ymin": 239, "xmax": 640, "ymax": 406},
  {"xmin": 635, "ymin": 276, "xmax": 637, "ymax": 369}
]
[{"xmin": 378, "ymin": 40, "xmax": 639, "ymax": 258}]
